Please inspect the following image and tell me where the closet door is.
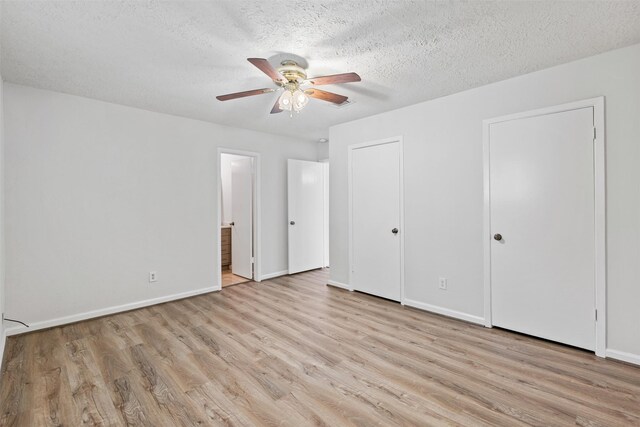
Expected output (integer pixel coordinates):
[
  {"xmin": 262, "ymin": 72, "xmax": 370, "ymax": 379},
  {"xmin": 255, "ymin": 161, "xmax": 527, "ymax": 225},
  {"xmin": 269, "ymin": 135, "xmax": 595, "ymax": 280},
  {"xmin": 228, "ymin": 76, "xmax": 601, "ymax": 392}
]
[
  {"xmin": 489, "ymin": 107, "xmax": 595, "ymax": 350},
  {"xmin": 350, "ymin": 140, "xmax": 402, "ymax": 301},
  {"xmin": 288, "ymin": 159, "xmax": 324, "ymax": 274}
]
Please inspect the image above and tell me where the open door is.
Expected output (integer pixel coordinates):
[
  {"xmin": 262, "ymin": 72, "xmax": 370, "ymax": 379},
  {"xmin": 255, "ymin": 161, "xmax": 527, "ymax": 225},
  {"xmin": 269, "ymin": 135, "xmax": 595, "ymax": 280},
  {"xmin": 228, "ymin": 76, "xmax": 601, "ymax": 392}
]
[
  {"xmin": 288, "ymin": 159, "xmax": 324, "ymax": 274},
  {"xmin": 322, "ymin": 161, "xmax": 330, "ymax": 268},
  {"xmin": 231, "ymin": 157, "xmax": 253, "ymax": 279}
]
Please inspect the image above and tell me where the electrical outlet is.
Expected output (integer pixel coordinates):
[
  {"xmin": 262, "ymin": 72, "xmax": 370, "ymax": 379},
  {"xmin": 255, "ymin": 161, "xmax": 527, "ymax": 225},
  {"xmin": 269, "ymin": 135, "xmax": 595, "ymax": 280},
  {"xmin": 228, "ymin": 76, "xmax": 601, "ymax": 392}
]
[
  {"xmin": 439, "ymin": 277, "xmax": 447, "ymax": 290},
  {"xmin": 149, "ymin": 271, "xmax": 157, "ymax": 283}
]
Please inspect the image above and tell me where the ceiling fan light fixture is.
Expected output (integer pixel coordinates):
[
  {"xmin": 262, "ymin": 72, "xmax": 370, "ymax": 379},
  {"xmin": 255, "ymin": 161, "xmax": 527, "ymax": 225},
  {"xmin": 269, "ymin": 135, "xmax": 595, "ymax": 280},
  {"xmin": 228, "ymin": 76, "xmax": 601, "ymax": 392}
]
[
  {"xmin": 278, "ymin": 90, "xmax": 292, "ymax": 110},
  {"xmin": 278, "ymin": 87, "xmax": 309, "ymax": 116},
  {"xmin": 292, "ymin": 89, "xmax": 309, "ymax": 111}
]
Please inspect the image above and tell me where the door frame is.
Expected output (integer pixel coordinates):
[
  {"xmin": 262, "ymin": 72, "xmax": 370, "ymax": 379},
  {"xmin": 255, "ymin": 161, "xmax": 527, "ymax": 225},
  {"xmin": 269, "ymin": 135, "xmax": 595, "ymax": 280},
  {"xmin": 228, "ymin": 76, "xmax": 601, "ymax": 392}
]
[
  {"xmin": 217, "ymin": 148, "xmax": 262, "ymax": 289},
  {"xmin": 482, "ymin": 97, "xmax": 606, "ymax": 356},
  {"xmin": 348, "ymin": 136, "xmax": 405, "ymax": 303}
]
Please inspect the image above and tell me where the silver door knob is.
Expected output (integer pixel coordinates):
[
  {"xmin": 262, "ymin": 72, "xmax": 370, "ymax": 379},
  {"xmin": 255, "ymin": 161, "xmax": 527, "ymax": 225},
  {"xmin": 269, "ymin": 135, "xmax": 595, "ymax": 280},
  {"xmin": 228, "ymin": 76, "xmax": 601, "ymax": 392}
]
[
  {"xmin": 392, "ymin": 228, "xmax": 398, "ymax": 234},
  {"xmin": 290, "ymin": 221, "xmax": 295, "ymax": 225},
  {"xmin": 494, "ymin": 233, "xmax": 502, "ymax": 241}
]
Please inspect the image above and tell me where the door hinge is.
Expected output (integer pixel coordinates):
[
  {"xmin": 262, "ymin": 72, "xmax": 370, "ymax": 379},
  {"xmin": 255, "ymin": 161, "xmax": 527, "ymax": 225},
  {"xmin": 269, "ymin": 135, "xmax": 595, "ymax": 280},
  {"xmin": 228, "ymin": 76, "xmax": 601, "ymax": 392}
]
[
  {"xmin": 251, "ymin": 257, "xmax": 255, "ymax": 264},
  {"xmin": 593, "ymin": 127, "xmax": 597, "ymax": 141},
  {"xmin": 594, "ymin": 309, "xmax": 598, "ymax": 321}
]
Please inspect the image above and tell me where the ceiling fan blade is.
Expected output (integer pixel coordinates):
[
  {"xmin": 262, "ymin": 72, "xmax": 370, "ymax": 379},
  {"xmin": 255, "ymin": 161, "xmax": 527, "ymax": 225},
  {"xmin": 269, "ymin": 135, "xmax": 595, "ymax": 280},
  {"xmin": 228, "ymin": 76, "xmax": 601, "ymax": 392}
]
[
  {"xmin": 308, "ymin": 72, "xmax": 361, "ymax": 85},
  {"xmin": 247, "ymin": 58, "xmax": 286, "ymax": 83},
  {"xmin": 270, "ymin": 98, "xmax": 283, "ymax": 114},
  {"xmin": 216, "ymin": 88, "xmax": 275, "ymax": 101},
  {"xmin": 306, "ymin": 88, "xmax": 348, "ymax": 105}
]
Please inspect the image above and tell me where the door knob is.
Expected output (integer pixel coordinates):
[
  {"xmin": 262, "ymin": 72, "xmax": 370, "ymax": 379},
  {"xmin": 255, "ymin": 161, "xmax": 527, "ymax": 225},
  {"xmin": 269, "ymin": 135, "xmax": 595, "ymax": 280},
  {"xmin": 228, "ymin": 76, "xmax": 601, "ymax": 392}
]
[
  {"xmin": 392, "ymin": 228, "xmax": 398, "ymax": 234},
  {"xmin": 230, "ymin": 222, "xmax": 235, "ymax": 226},
  {"xmin": 494, "ymin": 233, "xmax": 502, "ymax": 241},
  {"xmin": 290, "ymin": 221, "xmax": 295, "ymax": 225}
]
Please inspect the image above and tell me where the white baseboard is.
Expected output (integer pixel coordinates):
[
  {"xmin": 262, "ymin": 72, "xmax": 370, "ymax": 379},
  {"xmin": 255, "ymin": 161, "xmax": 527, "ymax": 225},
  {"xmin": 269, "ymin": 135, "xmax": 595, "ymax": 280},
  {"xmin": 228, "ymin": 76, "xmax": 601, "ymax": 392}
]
[
  {"xmin": 403, "ymin": 299, "xmax": 485, "ymax": 325},
  {"xmin": 261, "ymin": 270, "xmax": 288, "ymax": 281},
  {"xmin": 5, "ymin": 286, "xmax": 219, "ymax": 336},
  {"xmin": 327, "ymin": 280, "xmax": 352, "ymax": 291},
  {"xmin": 606, "ymin": 349, "xmax": 640, "ymax": 366}
]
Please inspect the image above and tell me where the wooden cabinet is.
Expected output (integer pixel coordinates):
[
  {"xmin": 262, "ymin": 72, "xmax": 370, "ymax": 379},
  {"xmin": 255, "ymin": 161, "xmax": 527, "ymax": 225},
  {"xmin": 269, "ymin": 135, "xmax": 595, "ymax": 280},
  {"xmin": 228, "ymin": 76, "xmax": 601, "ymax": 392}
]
[{"xmin": 221, "ymin": 227, "xmax": 232, "ymax": 269}]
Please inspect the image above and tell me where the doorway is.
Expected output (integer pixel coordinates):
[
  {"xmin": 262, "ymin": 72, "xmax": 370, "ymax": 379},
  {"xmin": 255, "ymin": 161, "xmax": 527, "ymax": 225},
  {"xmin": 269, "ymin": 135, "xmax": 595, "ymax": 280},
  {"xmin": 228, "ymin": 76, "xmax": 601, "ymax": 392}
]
[
  {"xmin": 483, "ymin": 97, "xmax": 606, "ymax": 355},
  {"xmin": 218, "ymin": 149, "xmax": 261, "ymax": 288},
  {"xmin": 348, "ymin": 137, "xmax": 404, "ymax": 302}
]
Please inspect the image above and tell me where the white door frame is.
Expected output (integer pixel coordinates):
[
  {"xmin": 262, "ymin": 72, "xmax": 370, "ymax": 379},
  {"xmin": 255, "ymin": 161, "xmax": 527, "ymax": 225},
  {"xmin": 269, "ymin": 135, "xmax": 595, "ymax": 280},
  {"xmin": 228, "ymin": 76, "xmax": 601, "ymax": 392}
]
[
  {"xmin": 217, "ymin": 148, "xmax": 262, "ymax": 288},
  {"xmin": 482, "ymin": 97, "xmax": 606, "ymax": 356},
  {"xmin": 348, "ymin": 136, "xmax": 405, "ymax": 303}
]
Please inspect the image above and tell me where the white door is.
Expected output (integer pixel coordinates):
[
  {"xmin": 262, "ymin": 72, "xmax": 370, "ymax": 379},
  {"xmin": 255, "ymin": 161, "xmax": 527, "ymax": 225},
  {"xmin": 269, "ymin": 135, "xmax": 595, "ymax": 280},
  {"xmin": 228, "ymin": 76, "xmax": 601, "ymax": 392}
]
[
  {"xmin": 350, "ymin": 141, "xmax": 401, "ymax": 301},
  {"xmin": 288, "ymin": 159, "xmax": 324, "ymax": 274},
  {"xmin": 322, "ymin": 162, "xmax": 330, "ymax": 268},
  {"xmin": 231, "ymin": 157, "xmax": 253, "ymax": 279},
  {"xmin": 489, "ymin": 107, "xmax": 595, "ymax": 350}
]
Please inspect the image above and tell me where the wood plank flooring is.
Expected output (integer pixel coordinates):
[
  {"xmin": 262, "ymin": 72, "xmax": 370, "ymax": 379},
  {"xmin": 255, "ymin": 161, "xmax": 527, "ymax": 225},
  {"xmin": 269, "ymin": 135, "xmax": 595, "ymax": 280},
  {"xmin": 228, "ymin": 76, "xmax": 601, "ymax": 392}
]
[
  {"xmin": 1, "ymin": 269, "xmax": 639, "ymax": 426},
  {"xmin": 221, "ymin": 270, "xmax": 250, "ymax": 288}
]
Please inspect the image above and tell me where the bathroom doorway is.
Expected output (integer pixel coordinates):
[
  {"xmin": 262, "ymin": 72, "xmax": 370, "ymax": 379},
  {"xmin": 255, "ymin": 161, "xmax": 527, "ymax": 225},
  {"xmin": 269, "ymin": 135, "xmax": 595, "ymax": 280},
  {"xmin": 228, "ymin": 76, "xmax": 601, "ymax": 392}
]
[{"xmin": 218, "ymin": 149, "xmax": 260, "ymax": 288}]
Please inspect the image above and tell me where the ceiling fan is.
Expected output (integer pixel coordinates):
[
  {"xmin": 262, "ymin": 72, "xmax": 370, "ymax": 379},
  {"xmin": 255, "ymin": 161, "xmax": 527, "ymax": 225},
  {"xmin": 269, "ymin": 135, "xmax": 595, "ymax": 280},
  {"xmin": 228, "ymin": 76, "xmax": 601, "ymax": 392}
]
[{"xmin": 216, "ymin": 58, "xmax": 361, "ymax": 116}]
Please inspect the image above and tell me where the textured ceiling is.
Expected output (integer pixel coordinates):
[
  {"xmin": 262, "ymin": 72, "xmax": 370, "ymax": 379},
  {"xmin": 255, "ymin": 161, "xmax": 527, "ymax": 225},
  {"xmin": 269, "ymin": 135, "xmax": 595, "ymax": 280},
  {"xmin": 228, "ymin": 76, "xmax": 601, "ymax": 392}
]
[{"xmin": 2, "ymin": 1, "xmax": 640, "ymax": 142}]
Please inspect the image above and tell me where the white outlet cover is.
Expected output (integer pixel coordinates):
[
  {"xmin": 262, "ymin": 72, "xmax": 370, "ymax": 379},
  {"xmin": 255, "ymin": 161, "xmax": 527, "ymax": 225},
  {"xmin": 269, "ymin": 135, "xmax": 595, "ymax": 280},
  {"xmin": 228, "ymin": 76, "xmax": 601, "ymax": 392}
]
[
  {"xmin": 149, "ymin": 271, "xmax": 157, "ymax": 282},
  {"xmin": 439, "ymin": 277, "xmax": 447, "ymax": 290}
]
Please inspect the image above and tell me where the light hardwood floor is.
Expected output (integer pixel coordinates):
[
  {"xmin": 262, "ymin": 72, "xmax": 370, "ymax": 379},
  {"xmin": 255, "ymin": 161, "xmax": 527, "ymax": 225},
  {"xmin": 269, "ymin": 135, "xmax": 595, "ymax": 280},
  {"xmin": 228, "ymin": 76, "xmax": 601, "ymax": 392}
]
[
  {"xmin": 221, "ymin": 270, "xmax": 250, "ymax": 288},
  {"xmin": 1, "ymin": 269, "xmax": 639, "ymax": 426}
]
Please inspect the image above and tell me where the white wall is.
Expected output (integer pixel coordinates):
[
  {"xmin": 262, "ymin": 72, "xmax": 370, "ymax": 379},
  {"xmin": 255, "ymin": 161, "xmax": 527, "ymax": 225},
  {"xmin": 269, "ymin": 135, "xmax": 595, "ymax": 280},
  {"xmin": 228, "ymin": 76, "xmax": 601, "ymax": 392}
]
[
  {"xmin": 317, "ymin": 141, "xmax": 329, "ymax": 161},
  {"xmin": 3, "ymin": 83, "xmax": 317, "ymax": 332},
  {"xmin": 330, "ymin": 43, "xmax": 640, "ymax": 361}
]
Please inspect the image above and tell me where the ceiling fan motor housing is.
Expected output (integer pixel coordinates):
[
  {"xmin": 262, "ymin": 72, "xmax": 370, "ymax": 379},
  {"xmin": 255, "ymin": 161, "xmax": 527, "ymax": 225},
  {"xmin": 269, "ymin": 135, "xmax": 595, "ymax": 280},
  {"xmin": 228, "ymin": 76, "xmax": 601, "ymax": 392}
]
[{"xmin": 278, "ymin": 60, "xmax": 307, "ymax": 84}]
